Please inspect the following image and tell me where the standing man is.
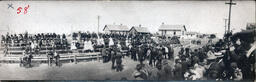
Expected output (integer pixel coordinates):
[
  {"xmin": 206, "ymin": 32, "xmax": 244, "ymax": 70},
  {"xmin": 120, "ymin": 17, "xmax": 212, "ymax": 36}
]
[
  {"xmin": 47, "ymin": 50, "xmax": 54, "ymax": 65},
  {"xmin": 179, "ymin": 47, "xmax": 184, "ymax": 58},
  {"xmin": 157, "ymin": 46, "xmax": 163, "ymax": 68},
  {"xmin": 111, "ymin": 48, "xmax": 116, "ymax": 69},
  {"xmin": 185, "ymin": 47, "xmax": 191, "ymax": 58},
  {"xmin": 138, "ymin": 46, "xmax": 144, "ymax": 65},
  {"xmin": 168, "ymin": 45, "xmax": 174, "ymax": 60},
  {"xmin": 54, "ymin": 51, "xmax": 60, "ymax": 66},
  {"xmin": 151, "ymin": 46, "xmax": 157, "ymax": 67},
  {"xmin": 131, "ymin": 45, "xmax": 137, "ymax": 61},
  {"xmin": 162, "ymin": 45, "xmax": 167, "ymax": 59},
  {"xmin": 27, "ymin": 51, "xmax": 33, "ymax": 67},
  {"xmin": 101, "ymin": 46, "xmax": 107, "ymax": 62},
  {"xmin": 116, "ymin": 50, "xmax": 123, "ymax": 72},
  {"xmin": 147, "ymin": 47, "xmax": 152, "ymax": 66}
]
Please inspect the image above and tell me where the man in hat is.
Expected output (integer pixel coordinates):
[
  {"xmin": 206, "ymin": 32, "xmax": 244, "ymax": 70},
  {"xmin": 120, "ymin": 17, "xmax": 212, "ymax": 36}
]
[
  {"xmin": 138, "ymin": 46, "xmax": 144, "ymax": 65},
  {"xmin": 158, "ymin": 60, "xmax": 175, "ymax": 80},
  {"xmin": 161, "ymin": 45, "xmax": 167, "ymax": 59},
  {"xmin": 54, "ymin": 50, "xmax": 60, "ymax": 66},
  {"xmin": 174, "ymin": 59, "xmax": 183, "ymax": 80},
  {"xmin": 116, "ymin": 49, "xmax": 123, "ymax": 72},
  {"xmin": 185, "ymin": 46, "xmax": 191, "ymax": 58},
  {"xmin": 168, "ymin": 45, "xmax": 174, "ymax": 60},
  {"xmin": 237, "ymin": 49, "xmax": 253, "ymax": 80},
  {"xmin": 106, "ymin": 46, "xmax": 111, "ymax": 62},
  {"xmin": 27, "ymin": 50, "xmax": 33, "ymax": 66},
  {"xmin": 132, "ymin": 64, "xmax": 148, "ymax": 80},
  {"xmin": 111, "ymin": 47, "xmax": 116, "ymax": 69},
  {"xmin": 147, "ymin": 45, "xmax": 154, "ymax": 66},
  {"xmin": 191, "ymin": 49, "xmax": 200, "ymax": 66},
  {"xmin": 207, "ymin": 46, "xmax": 217, "ymax": 64},
  {"xmin": 150, "ymin": 47, "xmax": 157, "ymax": 66},
  {"xmin": 47, "ymin": 50, "xmax": 54, "ymax": 65},
  {"xmin": 101, "ymin": 46, "xmax": 107, "ymax": 62},
  {"xmin": 156, "ymin": 46, "xmax": 163, "ymax": 68},
  {"xmin": 130, "ymin": 45, "xmax": 137, "ymax": 61},
  {"xmin": 198, "ymin": 48, "xmax": 207, "ymax": 62},
  {"xmin": 179, "ymin": 47, "xmax": 184, "ymax": 58},
  {"xmin": 230, "ymin": 62, "xmax": 243, "ymax": 80}
]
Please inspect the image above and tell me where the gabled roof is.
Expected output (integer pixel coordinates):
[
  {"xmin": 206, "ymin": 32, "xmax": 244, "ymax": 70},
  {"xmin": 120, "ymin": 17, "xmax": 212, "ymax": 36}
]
[
  {"xmin": 159, "ymin": 24, "xmax": 186, "ymax": 31},
  {"xmin": 103, "ymin": 25, "xmax": 129, "ymax": 31},
  {"xmin": 130, "ymin": 26, "xmax": 150, "ymax": 33}
]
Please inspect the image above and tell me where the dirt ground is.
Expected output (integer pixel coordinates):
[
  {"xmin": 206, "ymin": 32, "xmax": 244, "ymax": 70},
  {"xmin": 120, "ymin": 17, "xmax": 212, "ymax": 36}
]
[{"xmin": 0, "ymin": 56, "xmax": 140, "ymax": 80}]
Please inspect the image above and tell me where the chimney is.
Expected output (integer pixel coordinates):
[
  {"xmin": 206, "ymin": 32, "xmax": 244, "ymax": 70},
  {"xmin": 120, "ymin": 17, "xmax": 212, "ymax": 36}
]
[
  {"xmin": 139, "ymin": 24, "xmax": 141, "ymax": 27},
  {"xmin": 162, "ymin": 22, "xmax": 164, "ymax": 25},
  {"xmin": 120, "ymin": 23, "xmax": 123, "ymax": 26}
]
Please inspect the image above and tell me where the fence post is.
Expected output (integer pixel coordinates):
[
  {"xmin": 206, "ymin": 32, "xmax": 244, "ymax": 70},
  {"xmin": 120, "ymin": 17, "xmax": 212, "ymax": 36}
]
[
  {"xmin": 97, "ymin": 52, "xmax": 99, "ymax": 62},
  {"xmin": 74, "ymin": 55, "xmax": 77, "ymax": 64}
]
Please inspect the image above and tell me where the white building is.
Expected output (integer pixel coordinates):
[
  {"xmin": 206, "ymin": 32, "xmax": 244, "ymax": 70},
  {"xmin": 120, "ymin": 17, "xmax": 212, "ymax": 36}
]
[
  {"xmin": 158, "ymin": 23, "xmax": 186, "ymax": 37},
  {"xmin": 184, "ymin": 32, "xmax": 200, "ymax": 39}
]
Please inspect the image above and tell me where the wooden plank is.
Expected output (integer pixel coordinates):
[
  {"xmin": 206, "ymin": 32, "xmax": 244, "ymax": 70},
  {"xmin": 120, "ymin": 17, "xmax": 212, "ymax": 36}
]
[{"xmin": 0, "ymin": 56, "xmax": 102, "ymax": 62}]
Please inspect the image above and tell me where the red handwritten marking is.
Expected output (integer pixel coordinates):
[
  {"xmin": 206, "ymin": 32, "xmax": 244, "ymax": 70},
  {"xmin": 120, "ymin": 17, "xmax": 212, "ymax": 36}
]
[
  {"xmin": 24, "ymin": 5, "xmax": 29, "ymax": 14},
  {"xmin": 17, "ymin": 5, "xmax": 30, "ymax": 14},
  {"xmin": 17, "ymin": 7, "xmax": 22, "ymax": 14}
]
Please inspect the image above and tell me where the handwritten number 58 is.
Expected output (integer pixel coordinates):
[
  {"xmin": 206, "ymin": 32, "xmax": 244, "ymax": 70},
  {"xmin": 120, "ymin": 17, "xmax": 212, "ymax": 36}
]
[{"xmin": 17, "ymin": 5, "xmax": 30, "ymax": 14}]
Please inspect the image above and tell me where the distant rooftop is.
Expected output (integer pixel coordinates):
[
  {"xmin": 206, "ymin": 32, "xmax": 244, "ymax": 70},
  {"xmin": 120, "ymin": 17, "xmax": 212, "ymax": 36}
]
[
  {"xmin": 103, "ymin": 24, "xmax": 129, "ymax": 31},
  {"xmin": 130, "ymin": 26, "xmax": 150, "ymax": 33},
  {"xmin": 159, "ymin": 24, "xmax": 186, "ymax": 31}
]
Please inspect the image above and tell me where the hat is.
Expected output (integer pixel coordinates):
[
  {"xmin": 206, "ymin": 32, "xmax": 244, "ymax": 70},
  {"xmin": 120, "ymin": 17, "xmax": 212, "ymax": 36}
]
[
  {"xmin": 207, "ymin": 54, "xmax": 217, "ymax": 60},
  {"xmin": 134, "ymin": 72, "xmax": 141, "ymax": 77},
  {"xmin": 220, "ymin": 50, "xmax": 226, "ymax": 53}
]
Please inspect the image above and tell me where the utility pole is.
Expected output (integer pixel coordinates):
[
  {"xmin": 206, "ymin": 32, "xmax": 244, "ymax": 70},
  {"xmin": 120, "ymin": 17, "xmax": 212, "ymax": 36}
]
[
  {"xmin": 224, "ymin": 18, "xmax": 228, "ymax": 35},
  {"xmin": 225, "ymin": 0, "xmax": 236, "ymax": 34},
  {"xmin": 97, "ymin": 15, "xmax": 100, "ymax": 37},
  {"xmin": 225, "ymin": 0, "xmax": 236, "ymax": 49}
]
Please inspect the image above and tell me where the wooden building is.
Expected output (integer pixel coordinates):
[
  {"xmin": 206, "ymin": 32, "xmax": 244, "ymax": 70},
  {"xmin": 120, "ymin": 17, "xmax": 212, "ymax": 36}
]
[
  {"xmin": 103, "ymin": 24, "xmax": 129, "ymax": 34},
  {"xmin": 129, "ymin": 25, "xmax": 150, "ymax": 34},
  {"xmin": 184, "ymin": 32, "xmax": 200, "ymax": 39},
  {"xmin": 158, "ymin": 23, "xmax": 186, "ymax": 37}
]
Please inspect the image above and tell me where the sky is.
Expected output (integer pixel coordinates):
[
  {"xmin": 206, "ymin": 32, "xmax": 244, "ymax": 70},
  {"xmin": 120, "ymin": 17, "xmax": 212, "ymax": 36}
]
[{"xmin": 0, "ymin": 1, "xmax": 255, "ymax": 37}]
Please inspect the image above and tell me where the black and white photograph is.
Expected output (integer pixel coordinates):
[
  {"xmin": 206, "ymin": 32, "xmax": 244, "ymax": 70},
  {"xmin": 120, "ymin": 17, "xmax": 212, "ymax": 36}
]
[{"xmin": 0, "ymin": 0, "xmax": 255, "ymax": 81}]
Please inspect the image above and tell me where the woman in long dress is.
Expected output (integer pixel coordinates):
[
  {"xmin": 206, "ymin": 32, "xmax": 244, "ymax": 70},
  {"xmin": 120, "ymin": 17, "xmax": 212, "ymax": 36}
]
[
  {"xmin": 97, "ymin": 38, "xmax": 104, "ymax": 45},
  {"xmin": 83, "ymin": 40, "xmax": 94, "ymax": 52},
  {"xmin": 109, "ymin": 38, "xmax": 114, "ymax": 47},
  {"xmin": 70, "ymin": 40, "xmax": 77, "ymax": 50}
]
